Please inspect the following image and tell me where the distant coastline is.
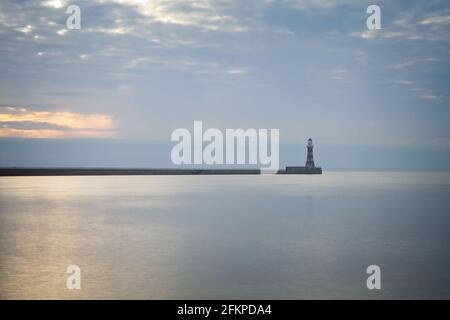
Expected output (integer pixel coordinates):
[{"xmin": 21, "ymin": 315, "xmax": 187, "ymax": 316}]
[{"xmin": 0, "ymin": 167, "xmax": 322, "ymax": 176}]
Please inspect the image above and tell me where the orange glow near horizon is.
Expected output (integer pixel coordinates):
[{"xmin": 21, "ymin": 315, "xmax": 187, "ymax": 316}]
[{"xmin": 0, "ymin": 106, "xmax": 116, "ymax": 138}]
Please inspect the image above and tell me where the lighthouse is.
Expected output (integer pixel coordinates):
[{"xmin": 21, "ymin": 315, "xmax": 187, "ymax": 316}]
[
  {"xmin": 305, "ymin": 138, "xmax": 315, "ymax": 168},
  {"xmin": 284, "ymin": 138, "xmax": 322, "ymax": 174}
]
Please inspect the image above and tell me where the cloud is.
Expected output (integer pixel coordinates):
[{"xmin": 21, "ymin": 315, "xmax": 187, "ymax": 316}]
[
  {"xmin": 0, "ymin": 0, "xmax": 449, "ymax": 148},
  {"xmin": 41, "ymin": 0, "xmax": 67, "ymax": 9},
  {"xmin": 387, "ymin": 57, "xmax": 439, "ymax": 70},
  {"xmin": 330, "ymin": 68, "xmax": 349, "ymax": 81},
  {"xmin": 354, "ymin": 10, "xmax": 450, "ymax": 43},
  {"xmin": 432, "ymin": 137, "xmax": 450, "ymax": 148},
  {"xmin": 420, "ymin": 15, "xmax": 450, "ymax": 25},
  {"xmin": 15, "ymin": 25, "xmax": 34, "ymax": 34},
  {"xmin": 0, "ymin": 106, "xmax": 116, "ymax": 138},
  {"xmin": 392, "ymin": 80, "xmax": 415, "ymax": 86},
  {"xmin": 418, "ymin": 94, "xmax": 440, "ymax": 100},
  {"xmin": 265, "ymin": 0, "xmax": 359, "ymax": 11},
  {"xmin": 226, "ymin": 68, "xmax": 246, "ymax": 75},
  {"xmin": 96, "ymin": 0, "xmax": 246, "ymax": 32}
]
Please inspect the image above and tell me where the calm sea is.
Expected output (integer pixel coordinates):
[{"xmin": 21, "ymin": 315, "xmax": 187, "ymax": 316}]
[{"xmin": 1, "ymin": 172, "xmax": 450, "ymax": 299}]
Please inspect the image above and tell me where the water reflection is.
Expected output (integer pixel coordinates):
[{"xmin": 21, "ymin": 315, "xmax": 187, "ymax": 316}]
[{"xmin": 1, "ymin": 173, "xmax": 450, "ymax": 299}]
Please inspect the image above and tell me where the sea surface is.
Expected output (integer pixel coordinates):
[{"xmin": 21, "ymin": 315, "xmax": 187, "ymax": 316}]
[{"xmin": 1, "ymin": 172, "xmax": 450, "ymax": 299}]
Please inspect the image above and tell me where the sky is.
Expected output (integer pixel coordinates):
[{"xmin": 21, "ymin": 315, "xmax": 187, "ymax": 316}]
[{"xmin": 0, "ymin": 0, "xmax": 450, "ymax": 170}]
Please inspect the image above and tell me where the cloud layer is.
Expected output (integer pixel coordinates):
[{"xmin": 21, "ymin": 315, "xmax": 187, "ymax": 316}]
[
  {"xmin": 0, "ymin": 106, "xmax": 115, "ymax": 138},
  {"xmin": 0, "ymin": 0, "xmax": 449, "ymax": 147}
]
